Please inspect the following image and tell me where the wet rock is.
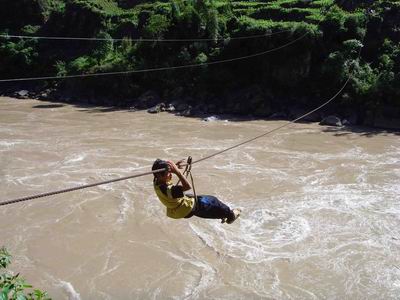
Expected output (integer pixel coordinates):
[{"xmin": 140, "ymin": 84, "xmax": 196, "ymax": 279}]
[
  {"xmin": 203, "ymin": 115, "xmax": 219, "ymax": 122},
  {"xmin": 181, "ymin": 107, "xmax": 192, "ymax": 117},
  {"xmin": 165, "ymin": 103, "xmax": 175, "ymax": 112},
  {"xmin": 320, "ymin": 115, "xmax": 342, "ymax": 126},
  {"xmin": 14, "ymin": 90, "xmax": 30, "ymax": 99},
  {"xmin": 147, "ymin": 103, "xmax": 165, "ymax": 114},
  {"xmin": 37, "ymin": 89, "xmax": 52, "ymax": 100},
  {"xmin": 177, "ymin": 105, "xmax": 192, "ymax": 116},
  {"xmin": 342, "ymin": 119, "xmax": 351, "ymax": 126},
  {"xmin": 175, "ymin": 103, "xmax": 190, "ymax": 112}
]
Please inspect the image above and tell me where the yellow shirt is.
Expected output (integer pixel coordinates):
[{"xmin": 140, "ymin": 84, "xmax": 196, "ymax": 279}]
[{"xmin": 153, "ymin": 179, "xmax": 195, "ymax": 219}]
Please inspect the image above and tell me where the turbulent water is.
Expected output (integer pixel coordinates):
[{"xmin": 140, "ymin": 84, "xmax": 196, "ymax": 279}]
[{"xmin": 1, "ymin": 97, "xmax": 399, "ymax": 299}]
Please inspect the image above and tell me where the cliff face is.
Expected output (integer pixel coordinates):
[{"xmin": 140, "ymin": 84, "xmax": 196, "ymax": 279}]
[{"xmin": 0, "ymin": 0, "xmax": 399, "ymax": 126}]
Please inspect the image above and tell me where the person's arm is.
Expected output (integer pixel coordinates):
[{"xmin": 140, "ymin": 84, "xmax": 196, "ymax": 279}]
[{"xmin": 167, "ymin": 161, "xmax": 191, "ymax": 192}]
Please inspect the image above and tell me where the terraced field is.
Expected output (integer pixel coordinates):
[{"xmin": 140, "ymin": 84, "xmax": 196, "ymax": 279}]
[{"xmin": 78, "ymin": 0, "xmax": 335, "ymax": 26}]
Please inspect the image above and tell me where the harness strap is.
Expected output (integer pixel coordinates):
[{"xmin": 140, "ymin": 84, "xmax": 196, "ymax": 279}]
[{"xmin": 183, "ymin": 156, "xmax": 197, "ymax": 202}]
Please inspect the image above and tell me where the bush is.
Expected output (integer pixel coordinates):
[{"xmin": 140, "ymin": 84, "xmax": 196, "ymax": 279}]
[{"xmin": 0, "ymin": 247, "xmax": 50, "ymax": 300}]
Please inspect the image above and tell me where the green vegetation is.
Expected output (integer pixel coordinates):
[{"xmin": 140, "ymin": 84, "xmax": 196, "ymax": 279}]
[
  {"xmin": 0, "ymin": 247, "xmax": 50, "ymax": 300},
  {"xmin": 0, "ymin": 0, "xmax": 399, "ymax": 124}
]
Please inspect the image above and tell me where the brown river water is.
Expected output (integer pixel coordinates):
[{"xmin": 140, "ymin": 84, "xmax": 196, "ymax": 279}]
[{"xmin": 1, "ymin": 97, "xmax": 399, "ymax": 299}]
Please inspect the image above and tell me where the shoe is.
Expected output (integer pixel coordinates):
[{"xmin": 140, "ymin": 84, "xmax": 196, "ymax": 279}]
[{"xmin": 226, "ymin": 208, "xmax": 241, "ymax": 224}]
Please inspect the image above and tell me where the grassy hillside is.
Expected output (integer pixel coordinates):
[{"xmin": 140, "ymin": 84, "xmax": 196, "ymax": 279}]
[{"xmin": 0, "ymin": 0, "xmax": 399, "ymax": 125}]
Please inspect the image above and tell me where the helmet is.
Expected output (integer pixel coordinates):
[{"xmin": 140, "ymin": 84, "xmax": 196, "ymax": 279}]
[{"xmin": 152, "ymin": 159, "xmax": 169, "ymax": 175}]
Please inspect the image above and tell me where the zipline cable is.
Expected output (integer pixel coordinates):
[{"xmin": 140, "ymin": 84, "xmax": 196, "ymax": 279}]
[
  {"xmin": 0, "ymin": 29, "xmax": 292, "ymax": 42},
  {"xmin": 0, "ymin": 31, "xmax": 309, "ymax": 83},
  {"xmin": 0, "ymin": 169, "xmax": 166, "ymax": 206}
]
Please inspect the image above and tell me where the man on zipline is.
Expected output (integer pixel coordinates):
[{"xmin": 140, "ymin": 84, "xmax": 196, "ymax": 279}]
[{"xmin": 152, "ymin": 159, "xmax": 241, "ymax": 223}]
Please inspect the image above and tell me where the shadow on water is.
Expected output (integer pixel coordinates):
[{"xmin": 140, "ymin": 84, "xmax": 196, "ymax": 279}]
[
  {"xmin": 322, "ymin": 125, "xmax": 400, "ymax": 137},
  {"xmin": 31, "ymin": 100, "xmax": 128, "ymax": 113},
  {"xmin": 32, "ymin": 104, "xmax": 65, "ymax": 109},
  {"xmin": 76, "ymin": 107, "xmax": 129, "ymax": 113}
]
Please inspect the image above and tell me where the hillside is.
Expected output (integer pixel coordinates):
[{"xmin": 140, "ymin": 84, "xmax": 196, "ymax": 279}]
[{"xmin": 0, "ymin": 0, "xmax": 399, "ymax": 127}]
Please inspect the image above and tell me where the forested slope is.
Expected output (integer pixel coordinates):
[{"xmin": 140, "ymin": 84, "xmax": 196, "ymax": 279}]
[{"xmin": 1, "ymin": 0, "xmax": 399, "ymax": 126}]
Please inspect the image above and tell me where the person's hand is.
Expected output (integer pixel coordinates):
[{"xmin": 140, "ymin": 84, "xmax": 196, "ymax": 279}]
[
  {"xmin": 175, "ymin": 159, "xmax": 185, "ymax": 169},
  {"xmin": 167, "ymin": 161, "xmax": 179, "ymax": 174}
]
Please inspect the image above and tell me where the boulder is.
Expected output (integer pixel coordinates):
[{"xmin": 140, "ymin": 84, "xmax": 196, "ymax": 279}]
[
  {"xmin": 147, "ymin": 103, "xmax": 165, "ymax": 114},
  {"xmin": 342, "ymin": 119, "xmax": 351, "ymax": 126},
  {"xmin": 37, "ymin": 89, "xmax": 53, "ymax": 100},
  {"xmin": 320, "ymin": 115, "xmax": 342, "ymax": 126},
  {"xmin": 14, "ymin": 90, "xmax": 30, "ymax": 99},
  {"xmin": 165, "ymin": 103, "xmax": 175, "ymax": 112},
  {"xmin": 180, "ymin": 107, "xmax": 192, "ymax": 117},
  {"xmin": 203, "ymin": 115, "xmax": 219, "ymax": 122},
  {"xmin": 175, "ymin": 103, "xmax": 190, "ymax": 112}
]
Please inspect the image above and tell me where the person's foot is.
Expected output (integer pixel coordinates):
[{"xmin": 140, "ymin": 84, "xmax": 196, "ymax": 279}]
[{"xmin": 225, "ymin": 208, "xmax": 241, "ymax": 224}]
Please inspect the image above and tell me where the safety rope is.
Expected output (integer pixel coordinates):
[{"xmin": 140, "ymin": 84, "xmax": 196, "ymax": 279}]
[
  {"xmin": 182, "ymin": 156, "xmax": 198, "ymax": 202},
  {"xmin": 0, "ymin": 29, "xmax": 291, "ymax": 42},
  {"xmin": 0, "ymin": 31, "xmax": 309, "ymax": 83}
]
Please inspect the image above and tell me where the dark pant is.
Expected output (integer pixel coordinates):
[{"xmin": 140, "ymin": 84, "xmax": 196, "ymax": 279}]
[{"xmin": 185, "ymin": 195, "xmax": 234, "ymax": 221}]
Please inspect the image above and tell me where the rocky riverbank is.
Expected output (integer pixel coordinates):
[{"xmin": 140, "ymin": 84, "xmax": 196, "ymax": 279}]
[{"xmin": 4, "ymin": 87, "xmax": 400, "ymax": 131}]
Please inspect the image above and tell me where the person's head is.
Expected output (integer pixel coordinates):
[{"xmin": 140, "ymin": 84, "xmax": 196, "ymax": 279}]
[{"xmin": 152, "ymin": 159, "xmax": 171, "ymax": 183}]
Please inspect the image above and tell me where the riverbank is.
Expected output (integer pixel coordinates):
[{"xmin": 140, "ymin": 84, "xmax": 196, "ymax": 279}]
[{"xmin": 4, "ymin": 86, "xmax": 400, "ymax": 131}]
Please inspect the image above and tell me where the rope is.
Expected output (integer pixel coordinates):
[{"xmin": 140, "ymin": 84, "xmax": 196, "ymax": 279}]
[
  {"xmin": 0, "ymin": 31, "xmax": 309, "ymax": 83},
  {"xmin": 0, "ymin": 168, "xmax": 166, "ymax": 206},
  {"xmin": 182, "ymin": 157, "xmax": 198, "ymax": 202},
  {"xmin": 0, "ymin": 29, "xmax": 291, "ymax": 42}
]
